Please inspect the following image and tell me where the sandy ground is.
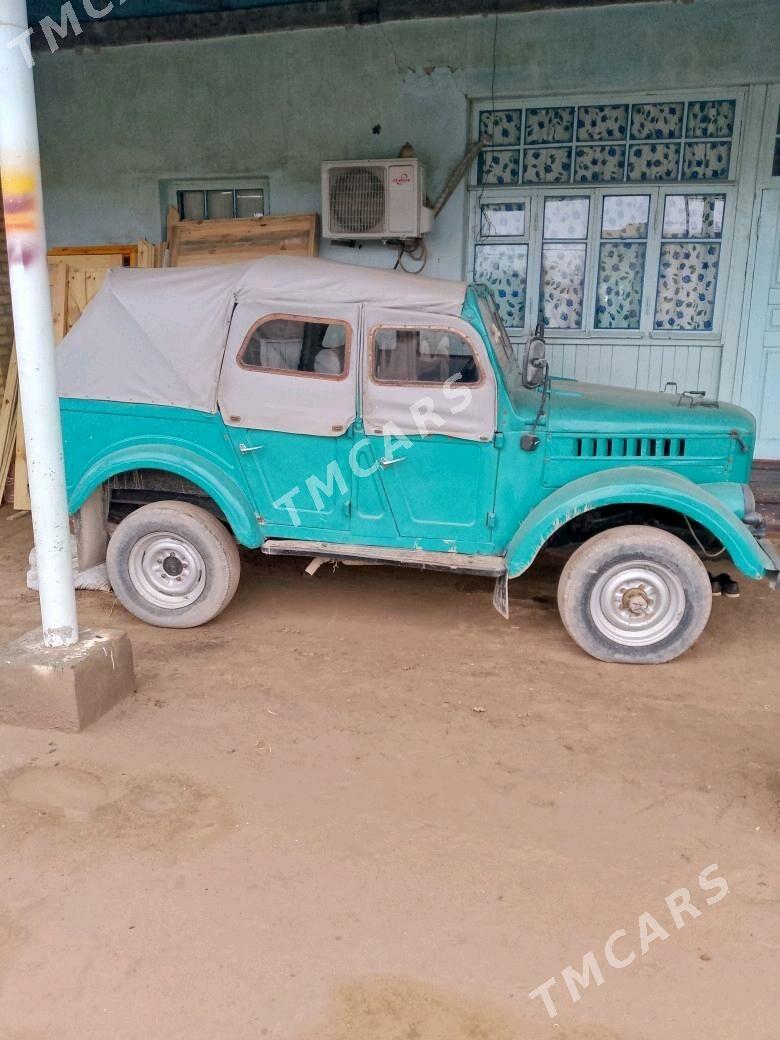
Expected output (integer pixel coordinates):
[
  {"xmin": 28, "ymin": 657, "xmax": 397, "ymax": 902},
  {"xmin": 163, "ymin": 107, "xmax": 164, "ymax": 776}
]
[{"xmin": 0, "ymin": 505, "xmax": 778, "ymax": 1040}]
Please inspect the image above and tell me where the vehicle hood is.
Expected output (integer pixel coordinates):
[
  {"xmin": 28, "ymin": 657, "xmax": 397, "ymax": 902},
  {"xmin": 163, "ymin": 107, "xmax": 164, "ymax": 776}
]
[
  {"xmin": 538, "ymin": 379, "xmax": 756, "ymax": 487},
  {"xmin": 546, "ymin": 378, "xmax": 755, "ymax": 438}
]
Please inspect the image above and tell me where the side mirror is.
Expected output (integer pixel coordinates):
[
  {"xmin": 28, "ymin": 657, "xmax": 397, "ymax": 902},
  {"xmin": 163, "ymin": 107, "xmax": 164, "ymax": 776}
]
[{"xmin": 522, "ymin": 332, "xmax": 547, "ymax": 389}]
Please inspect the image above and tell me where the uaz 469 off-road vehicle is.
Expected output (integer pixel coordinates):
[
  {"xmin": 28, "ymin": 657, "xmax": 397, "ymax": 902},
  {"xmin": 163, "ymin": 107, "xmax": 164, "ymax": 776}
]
[{"xmin": 56, "ymin": 256, "xmax": 778, "ymax": 663}]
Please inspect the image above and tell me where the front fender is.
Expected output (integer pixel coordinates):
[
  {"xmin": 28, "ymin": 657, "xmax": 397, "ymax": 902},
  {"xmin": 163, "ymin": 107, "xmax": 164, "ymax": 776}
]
[
  {"xmin": 506, "ymin": 467, "xmax": 773, "ymax": 581},
  {"xmin": 68, "ymin": 444, "xmax": 261, "ymax": 548}
]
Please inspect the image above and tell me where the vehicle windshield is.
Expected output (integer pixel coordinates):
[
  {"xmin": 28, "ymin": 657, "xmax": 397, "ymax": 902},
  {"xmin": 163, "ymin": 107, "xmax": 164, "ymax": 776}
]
[{"xmin": 476, "ymin": 292, "xmax": 524, "ymax": 388}]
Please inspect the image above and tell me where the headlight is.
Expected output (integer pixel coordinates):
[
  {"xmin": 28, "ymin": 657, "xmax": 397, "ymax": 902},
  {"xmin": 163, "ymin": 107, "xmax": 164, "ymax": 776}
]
[{"xmin": 742, "ymin": 484, "xmax": 765, "ymax": 530}]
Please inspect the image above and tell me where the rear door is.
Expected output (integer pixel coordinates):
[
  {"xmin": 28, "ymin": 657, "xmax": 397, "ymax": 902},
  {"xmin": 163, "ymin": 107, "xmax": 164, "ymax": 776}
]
[
  {"xmin": 360, "ymin": 308, "xmax": 499, "ymax": 548},
  {"xmin": 218, "ymin": 302, "xmax": 359, "ymax": 531}
]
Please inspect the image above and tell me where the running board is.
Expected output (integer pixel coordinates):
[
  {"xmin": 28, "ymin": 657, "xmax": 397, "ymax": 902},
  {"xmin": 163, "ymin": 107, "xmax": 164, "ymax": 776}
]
[{"xmin": 260, "ymin": 539, "xmax": 506, "ymax": 577}]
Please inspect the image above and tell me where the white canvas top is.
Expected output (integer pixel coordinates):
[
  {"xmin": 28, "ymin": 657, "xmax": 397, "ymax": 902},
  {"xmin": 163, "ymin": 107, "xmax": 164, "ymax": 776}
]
[{"xmin": 56, "ymin": 256, "xmax": 468, "ymax": 413}]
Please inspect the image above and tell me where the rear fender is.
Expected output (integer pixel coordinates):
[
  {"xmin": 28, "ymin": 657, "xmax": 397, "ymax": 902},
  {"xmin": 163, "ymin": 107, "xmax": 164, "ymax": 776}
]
[
  {"xmin": 506, "ymin": 467, "xmax": 773, "ymax": 581},
  {"xmin": 67, "ymin": 445, "xmax": 260, "ymax": 548}
]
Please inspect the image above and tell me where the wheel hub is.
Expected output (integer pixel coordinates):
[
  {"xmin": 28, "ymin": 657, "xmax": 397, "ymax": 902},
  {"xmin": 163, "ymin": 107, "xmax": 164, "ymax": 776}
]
[
  {"xmin": 128, "ymin": 532, "xmax": 207, "ymax": 610},
  {"xmin": 162, "ymin": 554, "xmax": 184, "ymax": 577},
  {"xmin": 621, "ymin": 586, "xmax": 651, "ymax": 615},
  {"xmin": 590, "ymin": 562, "xmax": 685, "ymax": 647}
]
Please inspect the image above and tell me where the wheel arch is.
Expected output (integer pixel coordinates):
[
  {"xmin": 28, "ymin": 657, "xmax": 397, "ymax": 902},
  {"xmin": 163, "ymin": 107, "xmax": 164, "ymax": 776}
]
[
  {"xmin": 68, "ymin": 446, "xmax": 261, "ymax": 548},
  {"xmin": 506, "ymin": 467, "xmax": 771, "ymax": 581}
]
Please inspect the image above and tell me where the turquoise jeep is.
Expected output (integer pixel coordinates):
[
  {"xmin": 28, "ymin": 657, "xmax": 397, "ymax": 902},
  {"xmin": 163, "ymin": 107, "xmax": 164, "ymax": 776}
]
[{"xmin": 56, "ymin": 256, "xmax": 779, "ymax": 663}]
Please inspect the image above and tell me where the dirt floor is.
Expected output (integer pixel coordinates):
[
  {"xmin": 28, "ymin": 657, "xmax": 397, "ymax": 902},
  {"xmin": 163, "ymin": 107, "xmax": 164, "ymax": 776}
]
[{"xmin": 0, "ymin": 505, "xmax": 778, "ymax": 1040}]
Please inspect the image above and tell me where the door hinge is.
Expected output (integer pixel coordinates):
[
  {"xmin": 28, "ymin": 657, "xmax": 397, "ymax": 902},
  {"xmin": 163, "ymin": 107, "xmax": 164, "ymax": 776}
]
[
  {"xmin": 486, "ymin": 511, "xmax": 497, "ymax": 529},
  {"xmin": 494, "ymin": 432, "xmax": 505, "ymax": 449},
  {"xmin": 343, "ymin": 499, "xmax": 352, "ymax": 517}
]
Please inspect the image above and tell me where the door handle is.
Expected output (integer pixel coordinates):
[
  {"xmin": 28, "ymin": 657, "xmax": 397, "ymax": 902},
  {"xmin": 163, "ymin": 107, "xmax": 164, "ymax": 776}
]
[
  {"xmin": 379, "ymin": 456, "xmax": 405, "ymax": 468},
  {"xmin": 238, "ymin": 443, "xmax": 263, "ymax": 454}
]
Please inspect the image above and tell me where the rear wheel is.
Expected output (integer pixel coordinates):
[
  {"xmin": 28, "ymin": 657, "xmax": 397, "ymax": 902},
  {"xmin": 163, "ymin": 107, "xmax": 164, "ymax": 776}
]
[
  {"xmin": 557, "ymin": 525, "xmax": 712, "ymax": 664},
  {"xmin": 106, "ymin": 501, "xmax": 240, "ymax": 628}
]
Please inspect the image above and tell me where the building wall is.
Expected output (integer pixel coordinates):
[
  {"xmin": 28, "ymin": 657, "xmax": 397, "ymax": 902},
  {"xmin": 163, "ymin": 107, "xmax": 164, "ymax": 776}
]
[{"xmin": 30, "ymin": 0, "xmax": 780, "ymax": 403}]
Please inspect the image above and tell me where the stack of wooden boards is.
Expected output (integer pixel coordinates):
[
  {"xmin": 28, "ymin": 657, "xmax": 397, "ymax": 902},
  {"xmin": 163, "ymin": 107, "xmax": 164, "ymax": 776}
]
[
  {"xmin": 0, "ymin": 349, "xmax": 18, "ymax": 505},
  {"xmin": 1, "ymin": 244, "xmax": 138, "ymax": 510},
  {"xmin": 0, "ymin": 212, "xmax": 318, "ymax": 509},
  {"xmin": 164, "ymin": 209, "xmax": 317, "ymax": 267}
]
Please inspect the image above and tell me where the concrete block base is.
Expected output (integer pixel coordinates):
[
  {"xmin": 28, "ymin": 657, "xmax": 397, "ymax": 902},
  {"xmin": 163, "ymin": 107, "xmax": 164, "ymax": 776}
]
[{"xmin": 0, "ymin": 628, "xmax": 134, "ymax": 732}]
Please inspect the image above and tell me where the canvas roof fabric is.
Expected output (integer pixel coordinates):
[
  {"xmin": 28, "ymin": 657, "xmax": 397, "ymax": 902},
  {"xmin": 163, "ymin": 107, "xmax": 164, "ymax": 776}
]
[{"xmin": 56, "ymin": 256, "xmax": 468, "ymax": 413}]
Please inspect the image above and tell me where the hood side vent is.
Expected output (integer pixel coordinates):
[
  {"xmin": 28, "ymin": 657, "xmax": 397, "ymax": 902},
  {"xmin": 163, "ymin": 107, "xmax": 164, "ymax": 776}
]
[{"xmin": 574, "ymin": 437, "xmax": 686, "ymax": 459}]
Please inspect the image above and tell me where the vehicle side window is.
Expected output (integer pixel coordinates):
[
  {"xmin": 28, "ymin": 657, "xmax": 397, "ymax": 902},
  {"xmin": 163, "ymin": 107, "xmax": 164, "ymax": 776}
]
[
  {"xmin": 239, "ymin": 316, "xmax": 350, "ymax": 378},
  {"xmin": 371, "ymin": 326, "xmax": 481, "ymax": 385}
]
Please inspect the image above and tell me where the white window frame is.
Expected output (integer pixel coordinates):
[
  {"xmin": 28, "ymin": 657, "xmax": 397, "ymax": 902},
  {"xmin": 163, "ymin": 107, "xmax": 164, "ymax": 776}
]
[
  {"xmin": 160, "ymin": 176, "xmax": 270, "ymax": 227},
  {"xmin": 467, "ymin": 89, "xmax": 746, "ymax": 346}
]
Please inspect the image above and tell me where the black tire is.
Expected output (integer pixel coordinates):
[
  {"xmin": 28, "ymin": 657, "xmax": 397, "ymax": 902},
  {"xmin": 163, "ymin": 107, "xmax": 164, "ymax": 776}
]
[
  {"xmin": 106, "ymin": 501, "xmax": 241, "ymax": 628},
  {"xmin": 557, "ymin": 525, "xmax": 712, "ymax": 664}
]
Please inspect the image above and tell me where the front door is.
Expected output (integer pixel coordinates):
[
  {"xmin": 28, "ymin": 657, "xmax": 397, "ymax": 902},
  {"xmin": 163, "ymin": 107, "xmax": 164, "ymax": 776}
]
[
  {"xmin": 218, "ymin": 302, "xmax": 359, "ymax": 531},
  {"xmin": 741, "ymin": 189, "xmax": 780, "ymax": 459},
  {"xmin": 360, "ymin": 307, "xmax": 499, "ymax": 549}
]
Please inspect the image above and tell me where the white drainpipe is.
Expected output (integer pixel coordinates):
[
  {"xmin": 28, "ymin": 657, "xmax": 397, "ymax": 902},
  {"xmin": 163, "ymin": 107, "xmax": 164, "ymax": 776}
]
[{"xmin": 0, "ymin": 0, "xmax": 78, "ymax": 647}]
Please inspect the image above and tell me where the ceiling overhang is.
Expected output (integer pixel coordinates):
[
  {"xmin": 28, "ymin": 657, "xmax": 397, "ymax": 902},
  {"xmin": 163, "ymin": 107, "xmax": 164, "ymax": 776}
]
[{"xmin": 28, "ymin": 0, "xmax": 677, "ymax": 51}]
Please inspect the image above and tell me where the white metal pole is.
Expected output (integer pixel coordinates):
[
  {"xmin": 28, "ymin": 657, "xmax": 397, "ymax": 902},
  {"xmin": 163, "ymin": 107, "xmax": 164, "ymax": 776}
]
[{"xmin": 0, "ymin": 0, "xmax": 78, "ymax": 648}]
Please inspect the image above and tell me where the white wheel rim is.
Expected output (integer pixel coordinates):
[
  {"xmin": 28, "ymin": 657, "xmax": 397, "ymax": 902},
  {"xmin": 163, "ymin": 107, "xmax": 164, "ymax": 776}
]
[
  {"xmin": 589, "ymin": 560, "xmax": 686, "ymax": 647},
  {"xmin": 127, "ymin": 531, "xmax": 206, "ymax": 610}
]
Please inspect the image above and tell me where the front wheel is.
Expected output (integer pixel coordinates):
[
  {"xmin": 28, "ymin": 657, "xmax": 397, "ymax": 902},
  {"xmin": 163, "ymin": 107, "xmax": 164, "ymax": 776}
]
[
  {"xmin": 106, "ymin": 501, "xmax": 241, "ymax": 628},
  {"xmin": 557, "ymin": 526, "xmax": 712, "ymax": 664}
]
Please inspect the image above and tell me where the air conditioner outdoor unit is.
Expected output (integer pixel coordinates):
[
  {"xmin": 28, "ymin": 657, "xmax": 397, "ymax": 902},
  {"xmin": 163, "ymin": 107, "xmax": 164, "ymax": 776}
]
[{"xmin": 321, "ymin": 158, "xmax": 434, "ymax": 240}]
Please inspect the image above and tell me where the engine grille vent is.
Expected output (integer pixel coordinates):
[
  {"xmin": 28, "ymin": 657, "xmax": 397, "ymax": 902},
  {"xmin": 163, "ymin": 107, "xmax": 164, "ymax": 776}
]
[{"xmin": 574, "ymin": 437, "xmax": 687, "ymax": 459}]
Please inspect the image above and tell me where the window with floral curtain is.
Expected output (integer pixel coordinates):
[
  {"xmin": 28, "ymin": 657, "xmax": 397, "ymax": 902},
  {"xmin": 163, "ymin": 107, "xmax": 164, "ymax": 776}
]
[{"xmin": 470, "ymin": 95, "xmax": 738, "ymax": 338}]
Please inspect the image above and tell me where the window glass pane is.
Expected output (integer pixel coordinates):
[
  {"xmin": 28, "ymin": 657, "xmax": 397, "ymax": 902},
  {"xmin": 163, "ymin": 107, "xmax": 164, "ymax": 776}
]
[
  {"xmin": 480, "ymin": 108, "xmax": 522, "ymax": 146},
  {"xmin": 595, "ymin": 242, "xmax": 647, "ymax": 330},
  {"xmin": 525, "ymin": 106, "xmax": 575, "ymax": 145},
  {"xmin": 682, "ymin": 141, "xmax": 731, "ymax": 179},
  {"xmin": 629, "ymin": 102, "xmax": 684, "ymax": 140},
  {"xmin": 576, "ymin": 104, "xmax": 629, "ymax": 141},
  {"xmin": 179, "ymin": 190, "xmax": 205, "ymax": 221},
  {"xmin": 235, "ymin": 188, "xmax": 264, "ymax": 219},
  {"xmin": 373, "ymin": 328, "xmax": 479, "ymax": 385},
  {"xmin": 522, "ymin": 147, "xmax": 571, "ymax": 184},
  {"xmin": 477, "ymin": 96, "xmax": 737, "ymax": 186},
  {"xmin": 206, "ymin": 189, "xmax": 235, "ymax": 220},
  {"xmin": 474, "ymin": 243, "xmax": 528, "ymax": 328},
  {"xmin": 662, "ymin": 194, "xmax": 725, "ymax": 238},
  {"xmin": 543, "ymin": 197, "xmax": 590, "ymax": 239},
  {"xmin": 573, "ymin": 144, "xmax": 626, "ymax": 183},
  {"xmin": 685, "ymin": 100, "xmax": 735, "ymax": 139},
  {"xmin": 241, "ymin": 318, "xmax": 347, "ymax": 376},
  {"xmin": 627, "ymin": 142, "xmax": 681, "ymax": 181},
  {"xmin": 541, "ymin": 244, "xmax": 587, "ymax": 329},
  {"xmin": 480, "ymin": 201, "xmax": 526, "ymax": 237},
  {"xmin": 601, "ymin": 195, "xmax": 650, "ymax": 238},
  {"xmin": 654, "ymin": 243, "xmax": 720, "ymax": 331},
  {"xmin": 478, "ymin": 149, "xmax": 520, "ymax": 186},
  {"xmin": 774, "ymin": 138, "xmax": 780, "ymax": 178}
]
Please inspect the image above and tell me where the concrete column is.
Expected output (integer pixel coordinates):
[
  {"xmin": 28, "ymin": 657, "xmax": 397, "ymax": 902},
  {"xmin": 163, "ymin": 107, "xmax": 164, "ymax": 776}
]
[{"xmin": 0, "ymin": 0, "xmax": 78, "ymax": 647}]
